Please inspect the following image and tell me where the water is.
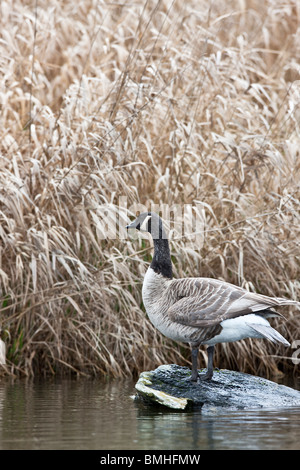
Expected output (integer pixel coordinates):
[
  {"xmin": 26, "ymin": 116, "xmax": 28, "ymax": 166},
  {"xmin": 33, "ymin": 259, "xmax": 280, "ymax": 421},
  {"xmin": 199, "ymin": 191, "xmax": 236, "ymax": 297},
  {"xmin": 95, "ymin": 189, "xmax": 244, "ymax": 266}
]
[{"xmin": 0, "ymin": 376, "xmax": 299, "ymax": 450}]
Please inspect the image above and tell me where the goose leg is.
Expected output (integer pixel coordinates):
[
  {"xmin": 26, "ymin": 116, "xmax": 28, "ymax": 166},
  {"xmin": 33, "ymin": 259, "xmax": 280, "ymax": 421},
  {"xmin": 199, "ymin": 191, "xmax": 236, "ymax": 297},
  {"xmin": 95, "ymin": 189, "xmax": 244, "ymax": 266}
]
[
  {"xmin": 191, "ymin": 346, "xmax": 199, "ymax": 382},
  {"xmin": 199, "ymin": 345, "xmax": 214, "ymax": 381}
]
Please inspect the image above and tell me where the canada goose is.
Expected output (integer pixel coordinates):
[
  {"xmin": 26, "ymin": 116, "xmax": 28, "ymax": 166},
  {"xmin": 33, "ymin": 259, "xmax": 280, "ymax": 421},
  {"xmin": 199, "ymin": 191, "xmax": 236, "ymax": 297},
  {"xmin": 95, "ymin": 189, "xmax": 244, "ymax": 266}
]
[{"xmin": 127, "ymin": 212, "xmax": 299, "ymax": 382}]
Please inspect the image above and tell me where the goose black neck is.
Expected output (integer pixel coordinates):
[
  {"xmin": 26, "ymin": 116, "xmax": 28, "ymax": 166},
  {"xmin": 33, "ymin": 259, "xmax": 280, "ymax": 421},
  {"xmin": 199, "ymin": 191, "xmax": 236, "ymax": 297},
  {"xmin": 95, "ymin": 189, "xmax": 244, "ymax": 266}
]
[{"xmin": 151, "ymin": 237, "xmax": 173, "ymax": 279}]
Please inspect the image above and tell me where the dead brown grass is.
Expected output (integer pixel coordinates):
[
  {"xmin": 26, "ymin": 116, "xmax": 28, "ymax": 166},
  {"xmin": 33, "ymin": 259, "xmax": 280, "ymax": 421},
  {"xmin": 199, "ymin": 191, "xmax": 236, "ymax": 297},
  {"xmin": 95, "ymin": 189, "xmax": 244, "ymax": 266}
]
[{"xmin": 0, "ymin": 0, "xmax": 299, "ymax": 378}]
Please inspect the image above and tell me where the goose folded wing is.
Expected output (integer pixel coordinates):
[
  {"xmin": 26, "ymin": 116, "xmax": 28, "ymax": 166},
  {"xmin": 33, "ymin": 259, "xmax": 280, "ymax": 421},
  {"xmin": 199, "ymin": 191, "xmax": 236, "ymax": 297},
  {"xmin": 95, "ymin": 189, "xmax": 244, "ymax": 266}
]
[{"xmin": 167, "ymin": 278, "xmax": 285, "ymax": 327}]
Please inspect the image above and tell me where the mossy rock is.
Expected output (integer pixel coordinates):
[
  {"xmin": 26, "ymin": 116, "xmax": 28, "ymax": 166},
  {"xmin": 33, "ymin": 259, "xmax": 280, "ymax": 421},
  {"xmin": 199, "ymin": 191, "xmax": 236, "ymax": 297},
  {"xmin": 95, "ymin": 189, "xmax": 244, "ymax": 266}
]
[{"xmin": 135, "ymin": 364, "xmax": 300, "ymax": 411}]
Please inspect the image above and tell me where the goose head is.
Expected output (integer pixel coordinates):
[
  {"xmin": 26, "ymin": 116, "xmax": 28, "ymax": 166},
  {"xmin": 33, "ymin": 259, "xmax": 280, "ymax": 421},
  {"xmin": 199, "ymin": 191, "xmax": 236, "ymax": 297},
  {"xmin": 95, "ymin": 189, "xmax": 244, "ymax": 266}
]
[{"xmin": 126, "ymin": 212, "xmax": 167, "ymax": 240}]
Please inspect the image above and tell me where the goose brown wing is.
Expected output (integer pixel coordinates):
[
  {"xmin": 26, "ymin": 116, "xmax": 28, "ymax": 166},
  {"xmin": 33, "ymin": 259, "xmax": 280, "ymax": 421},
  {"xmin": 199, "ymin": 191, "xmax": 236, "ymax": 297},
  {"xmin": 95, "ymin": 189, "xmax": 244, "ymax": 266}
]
[{"xmin": 167, "ymin": 277, "xmax": 291, "ymax": 327}]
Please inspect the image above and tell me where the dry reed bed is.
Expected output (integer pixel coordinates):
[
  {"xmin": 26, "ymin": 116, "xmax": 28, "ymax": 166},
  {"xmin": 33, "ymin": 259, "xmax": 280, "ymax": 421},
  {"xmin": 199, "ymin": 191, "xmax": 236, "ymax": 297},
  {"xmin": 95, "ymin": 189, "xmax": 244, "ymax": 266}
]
[{"xmin": 0, "ymin": 0, "xmax": 299, "ymax": 378}]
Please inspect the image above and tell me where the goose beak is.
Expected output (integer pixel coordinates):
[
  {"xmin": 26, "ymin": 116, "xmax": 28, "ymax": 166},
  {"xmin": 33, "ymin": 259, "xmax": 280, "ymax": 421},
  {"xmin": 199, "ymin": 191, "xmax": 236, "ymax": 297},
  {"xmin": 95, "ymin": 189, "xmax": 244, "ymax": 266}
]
[{"xmin": 126, "ymin": 220, "xmax": 137, "ymax": 230}]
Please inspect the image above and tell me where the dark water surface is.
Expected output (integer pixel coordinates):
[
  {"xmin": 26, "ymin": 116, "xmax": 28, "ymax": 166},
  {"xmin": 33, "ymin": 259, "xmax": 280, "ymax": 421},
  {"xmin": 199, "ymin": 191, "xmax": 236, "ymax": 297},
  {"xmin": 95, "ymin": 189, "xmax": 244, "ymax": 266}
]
[{"xmin": 0, "ymin": 376, "xmax": 299, "ymax": 450}]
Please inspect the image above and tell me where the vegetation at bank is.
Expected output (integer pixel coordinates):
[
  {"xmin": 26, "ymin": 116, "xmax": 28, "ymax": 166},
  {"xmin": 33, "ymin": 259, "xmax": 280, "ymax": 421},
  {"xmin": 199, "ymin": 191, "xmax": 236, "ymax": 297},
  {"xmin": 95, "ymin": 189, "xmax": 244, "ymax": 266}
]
[{"xmin": 0, "ymin": 0, "xmax": 299, "ymax": 377}]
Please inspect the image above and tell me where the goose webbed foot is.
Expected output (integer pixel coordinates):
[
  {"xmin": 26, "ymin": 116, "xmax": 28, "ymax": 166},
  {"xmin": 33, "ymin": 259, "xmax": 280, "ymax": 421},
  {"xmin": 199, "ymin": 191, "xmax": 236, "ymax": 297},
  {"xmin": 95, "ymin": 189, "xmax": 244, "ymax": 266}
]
[
  {"xmin": 189, "ymin": 371, "xmax": 199, "ymax": 383},
  {"xmin": 198, "ymin": 369, "xmax": 213, "ymax": 381}
]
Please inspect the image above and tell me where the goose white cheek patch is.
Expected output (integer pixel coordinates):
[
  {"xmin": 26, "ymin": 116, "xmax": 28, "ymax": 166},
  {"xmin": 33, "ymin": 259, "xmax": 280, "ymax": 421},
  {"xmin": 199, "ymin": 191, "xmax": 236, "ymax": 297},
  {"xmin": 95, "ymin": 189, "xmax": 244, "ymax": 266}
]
[{"xmin": 139, "ymin": 215, "xmax": 151, "ymax": 232}]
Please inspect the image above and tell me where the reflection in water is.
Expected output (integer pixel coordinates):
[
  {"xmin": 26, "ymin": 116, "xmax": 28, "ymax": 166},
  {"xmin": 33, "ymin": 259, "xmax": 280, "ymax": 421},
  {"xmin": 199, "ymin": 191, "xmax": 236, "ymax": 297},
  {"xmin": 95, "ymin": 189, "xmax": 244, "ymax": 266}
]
[
  {"xmin": 0, "ymin": 377, "xmax": 299, "ymax": 450},
  {"xmin": 135, "ymin": 401, "xmax": 300, "ymax": 450}
]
